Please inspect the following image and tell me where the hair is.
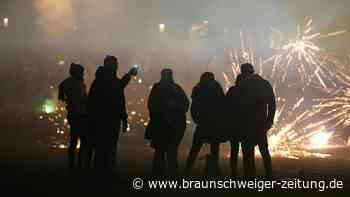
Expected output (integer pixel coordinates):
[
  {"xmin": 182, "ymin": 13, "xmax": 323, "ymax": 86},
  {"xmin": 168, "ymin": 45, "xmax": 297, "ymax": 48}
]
[
  {"xmin": 200, "ymin": 72, "xmax": 215, "ymax": 83},
  {"xmin": 103, "ymin": 55, "xmax": 118, "ymax": 78},
  {"xmin": 95, "ymin": 66, "xmax": 105, "ymax": 79},
  {"xmin": 69, "ymin": 63, "xmax": 84, "ymax": 80},
  {"xmin": 104, "ymin": 55, "xmax": 118, "ymax": 68},
  {"xmin": 240, "ymin": 63, "xmax": 255, "ymax": 74},
  {"xmin": 235, "ymin": 73, "xmax": 244, "ymax": 85},
  {"xmin": 160, "ymin": 68, "xmax": 174, "ymax": 82}
]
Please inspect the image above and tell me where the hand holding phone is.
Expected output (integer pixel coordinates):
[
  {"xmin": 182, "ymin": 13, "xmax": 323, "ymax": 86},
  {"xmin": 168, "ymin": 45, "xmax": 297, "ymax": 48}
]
[{"xmin": 129, "ymin": 64, "xmax": 139, "ymax": 76}]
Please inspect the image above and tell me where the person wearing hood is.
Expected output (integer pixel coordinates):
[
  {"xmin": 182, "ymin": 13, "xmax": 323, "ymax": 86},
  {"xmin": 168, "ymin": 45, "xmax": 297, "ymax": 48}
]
[
  {"xmin": 146, "ymin": 68, "xmax": 189, "ymax": 177},
  {"xmin": 184, "ymin": 72, "xmax": 225, "ymax": 176},
  {"xmin": 58, "ymin": 63, "xmax": 88, "ymax": 170}
]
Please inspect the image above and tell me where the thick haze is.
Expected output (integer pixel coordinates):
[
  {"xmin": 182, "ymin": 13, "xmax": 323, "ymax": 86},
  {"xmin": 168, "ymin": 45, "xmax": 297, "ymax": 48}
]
[
  {"xmin": 0, "ymin": 0, "xmax": 349, "ymax": 112},
  {"xmin": 1, "ymin": 0, "xmax": 349, "ymax": 52},
  {"xmin": 0, "ymin": 0, "xmax": 349, "ymax": 156}
]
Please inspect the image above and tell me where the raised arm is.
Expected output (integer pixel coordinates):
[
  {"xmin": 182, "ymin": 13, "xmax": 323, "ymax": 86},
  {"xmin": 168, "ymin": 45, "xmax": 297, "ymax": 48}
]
[
  {"xmin": 120, "ymin": 67, "xmax": 138, "ymax": 89},
  {"xmin": 120, "ymin": 73, "xmax": 132, "ymax": 89}
]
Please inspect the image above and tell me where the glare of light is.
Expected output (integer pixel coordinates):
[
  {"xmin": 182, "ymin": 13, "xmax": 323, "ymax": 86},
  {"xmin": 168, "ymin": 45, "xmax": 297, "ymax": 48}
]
[
  {"xmin": 3, "ymin": 17, "xmax": 8, "ymax": 27},
  {"xmin": 58, "ymin": 60, "xmax": 65, "ymax": 66},
  {"xmin": 159, "ymin": 24, "xmax": 166, "ymax": 32},
  {"xmin": 138, "ymin": 78, "xmax": 143, "ymax": 84},
  {"xmin": 310, "ymin": 132, "xmax": 332, "ymax": 146},
  {"xmin": 58, "ymin": 144, "xmax": 67, "ymax": 149},
  {"xmin": 131, "ymin": 111, "xmax": 136, "ymax": 116},
  {"xmin": 42, "ymin": 99, "xmax": 56, "ymax": 114},
  {"xmin": 77, "ymin": 139, "xmax": 80, "ymax": 149}
]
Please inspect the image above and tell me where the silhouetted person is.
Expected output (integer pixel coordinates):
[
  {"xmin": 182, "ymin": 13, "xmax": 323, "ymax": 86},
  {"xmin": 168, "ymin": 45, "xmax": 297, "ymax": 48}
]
[
  {"xmin": 230, "ymin": 63, "xmax": 276, "ymax": 178},
  {"xmin": 184, "ymin": 72, "xmax": 225, "ymax": 176},
  {"xmin": 226, "ymin": 74, "xmax": 245, "ymax": 177},
  {"xmin": 145, "ymin": 68, "xmax": 189, "ymax": 177},
  {"xmin": 58, "ymin": 63, "xmax": 88, "ymax": 170},
  {"xmin": 88, "ymin": 56, "xmax": 137, "ymax": 174},
  {"xmin": 85, "ymin": 66, "xmax": 105, "ymax": 169}
]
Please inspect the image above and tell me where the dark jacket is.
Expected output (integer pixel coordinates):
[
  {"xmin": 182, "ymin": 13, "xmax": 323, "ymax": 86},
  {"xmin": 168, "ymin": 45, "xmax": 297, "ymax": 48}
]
[
  {"xmin": 227, "ymin": 74, "xmax": 276, "ymax": 144},
  {"xmin": 145, "ymin": 80, "xmax": 189, "ymax": 149},
  {"xmin": 226, "ymin": 85, "xmax": 242, "ymax": 140},
  {"xmin": 191, "ymin": 80, "xmax": 226, "ymax": 143},
  {"xmin": 88, "ymin": 68, "xmax": 131, "ymax": 123},
  {"xmin": 58, "ymin": 77, "xmax": 88, "ymax": 119}
]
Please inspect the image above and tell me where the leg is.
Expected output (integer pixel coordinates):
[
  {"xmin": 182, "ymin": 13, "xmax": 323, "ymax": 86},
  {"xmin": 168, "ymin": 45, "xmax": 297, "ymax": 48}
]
[
  {"xmin": 242, "ymin": 142, "xmax": 256, "ymax": 178},
  {"xmin": 230, "ymin": 140, "xmax": 239, "ymax": 177},
  {"xmin": 258, "ymin": 135, "xmax": 272, "ymax": 178},
  {"xmin": 184, "ymin": 132, "xmax": 203, "ymax": 175},
  {"xmin": 76, "ymin": 118, "xmax": 87, "ymax": 169},
  {"xmin": 167, "ymin": 146, "xmax": 179, "ymax": 177},
  {"xmin": 152, "ymin": 148, "xmax": 166, "ymax": 177},
  {"xmin": 78, "ymin": 134, "xmax": 89, "ymax": 169},
  {"xmin": 209, "ymin": 142, "xmax": 220, "ymax": 176},
  {"xmin": 68, "ymin": 121, "xmax": 79, "ymax": 169},
  {"xmin": 110, "ymin": 122, "xmax": 121, "ymax": 172},
  {"xmin": 84, "ymin": 144, "xmax": 93, "ymax": 169}
]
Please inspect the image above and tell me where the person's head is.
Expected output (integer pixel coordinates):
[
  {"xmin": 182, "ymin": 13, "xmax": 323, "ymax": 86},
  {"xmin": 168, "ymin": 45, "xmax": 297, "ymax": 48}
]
[
  {"xmin": 235, "ymin": 73, "xmax": 244, "ymax": 85},
  {"xmin": 103, "ymin": 55, "xmax": 118, "ymax": 77},
  {"xmin": 200, "ymin": 72, "xmax": 215, "ymax": 84},
  {"xmin": 160, "ymin": 68, "xmax": 174, "ymax": 83},
  {"xmin": 240, "ymin": 63, "xmax": 254, "ymax": 75},
  {"xmin": 95, "ymin": 66, "xmax": 105, "ymax": 79},
  {"xmin": 69, "ymin": 63, "xmax": 84, "ymax": 81}
]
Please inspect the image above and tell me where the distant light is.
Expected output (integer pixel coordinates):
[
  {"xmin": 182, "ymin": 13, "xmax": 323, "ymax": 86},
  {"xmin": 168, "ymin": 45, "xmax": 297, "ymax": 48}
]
[
  {"xmin": 77, "ymin": 139, "xmax": 80, "ymax": 149},
  {"xmin": 58, "ymin": 144, "xmax": 67, "ymax": 149},
  {"xmin": 138, "ymin": 78, "xmax": 143, "ymax": 84},
  {"xmin": 58, "ymin": 60, "xmax": 65, "ymax": 66},
  {"xmin": 3, "ymin": 17, "xmax": 8, "ymax": 27},
  {"xmin": 159, "ymin": 24, "xmax": 166, "ymax": 32}
]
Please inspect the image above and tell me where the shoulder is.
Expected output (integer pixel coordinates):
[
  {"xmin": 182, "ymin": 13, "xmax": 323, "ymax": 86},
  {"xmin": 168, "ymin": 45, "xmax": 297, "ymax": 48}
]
[
  {"xmin": 192, "ymin": 84, "xmax": 200, "ymax": 93},
  {"xmin": 227, "ymin": 85, "xmax": 239, "ymax": 95},
  {"xmin": 59, "ymin": 77, "xmax": 71, "ymax": 87},
  {"xmin": 261, "ymin": 78, "xmax": 273, "ymax": 89},
  {"xmin": 213, "ymin": 80, "xmax": 224, "ymax": 91},
  {"xmin": 150, "ymin": 82, "xmax": 162, "ymax": 92}
]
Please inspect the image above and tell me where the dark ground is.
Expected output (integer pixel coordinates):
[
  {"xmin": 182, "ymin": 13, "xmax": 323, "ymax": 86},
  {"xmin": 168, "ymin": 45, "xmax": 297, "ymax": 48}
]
[
  {"xmin": 0, "ymin": 114, "xmax": 349, "ymax": 196},
  {"xmin": 1, "ymin": 134, "xmax": 350, "ymax": 196}
]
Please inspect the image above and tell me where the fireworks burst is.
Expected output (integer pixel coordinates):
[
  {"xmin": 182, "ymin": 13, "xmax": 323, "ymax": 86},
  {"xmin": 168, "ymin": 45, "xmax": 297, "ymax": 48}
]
[
  {"xmin": 311, "ymin": 88, "xmax": 350, "ymax": 129},
  {"xmin": 267, "ymin": 19, "xmax": 346, "ymax": 90},
  {"xmin": 267, "ymin": 97, "xmax": 333, "ymax": 159},
  {"xmin": 222, "ymin": 19, "xmax": 348, "ymax": 158}
]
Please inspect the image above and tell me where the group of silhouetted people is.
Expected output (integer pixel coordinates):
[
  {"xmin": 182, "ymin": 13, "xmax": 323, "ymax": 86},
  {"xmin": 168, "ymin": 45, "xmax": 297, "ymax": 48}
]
[{"xmin": 59, "ymin": 56, "xmax": 276, "ymax": 179}]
